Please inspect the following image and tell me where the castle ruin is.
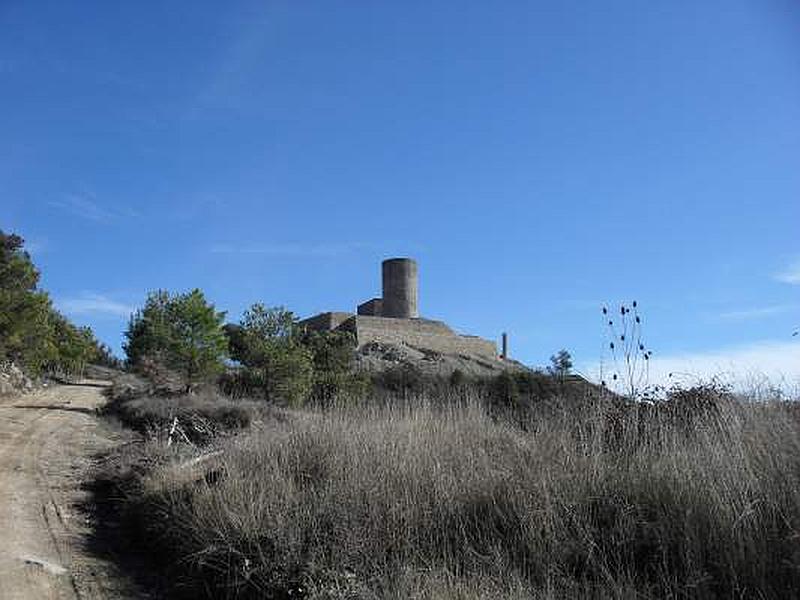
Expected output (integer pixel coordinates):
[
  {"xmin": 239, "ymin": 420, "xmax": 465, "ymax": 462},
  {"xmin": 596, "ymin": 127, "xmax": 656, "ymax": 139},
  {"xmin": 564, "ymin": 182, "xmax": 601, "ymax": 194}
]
[{"xmin": 299, "ymin": 258, "xmax": 498, "ymax": 360}]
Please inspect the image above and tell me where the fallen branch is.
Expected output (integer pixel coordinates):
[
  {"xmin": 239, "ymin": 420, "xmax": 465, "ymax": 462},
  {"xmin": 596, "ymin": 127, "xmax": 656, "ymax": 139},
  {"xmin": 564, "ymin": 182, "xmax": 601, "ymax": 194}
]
[{"xmin": 167, "ymin": 416, "xmax": 194, "ymax": 447}]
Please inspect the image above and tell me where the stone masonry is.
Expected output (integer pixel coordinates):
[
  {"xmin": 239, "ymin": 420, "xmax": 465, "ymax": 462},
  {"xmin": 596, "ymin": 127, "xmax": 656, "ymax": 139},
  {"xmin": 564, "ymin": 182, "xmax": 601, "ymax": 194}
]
[{"xmin": 299, "ymin": 258, "xmax": 498, "ymax": 361}]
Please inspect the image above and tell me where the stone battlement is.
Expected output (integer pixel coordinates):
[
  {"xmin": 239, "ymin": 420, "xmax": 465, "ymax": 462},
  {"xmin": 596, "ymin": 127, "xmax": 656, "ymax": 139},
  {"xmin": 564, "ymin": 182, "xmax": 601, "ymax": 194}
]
[{"xmin": 299, "ymin": 312, "xmax": 354, "ymax": 332}]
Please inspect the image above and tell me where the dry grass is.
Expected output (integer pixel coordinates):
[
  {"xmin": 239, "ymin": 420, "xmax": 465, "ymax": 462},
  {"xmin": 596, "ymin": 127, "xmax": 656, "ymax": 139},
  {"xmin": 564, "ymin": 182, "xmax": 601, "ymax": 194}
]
[
  {"xmin": 104, "ymin": 377, "xmax": 268, "ymax": 444},
  {"xmin": 111, "ymin": 391, "xmax": 800, "ymax": 599}
]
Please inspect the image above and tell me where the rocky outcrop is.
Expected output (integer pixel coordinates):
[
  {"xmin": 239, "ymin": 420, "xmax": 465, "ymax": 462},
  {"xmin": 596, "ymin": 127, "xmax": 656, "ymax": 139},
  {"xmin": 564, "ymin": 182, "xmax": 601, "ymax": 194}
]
[
  {"xmin": 0, "ymin": 363, "xmax": 34, "ymax": 397},
  {"xmin": 355, "ymin": 340, "xmax": 529, "ymax": 378}
]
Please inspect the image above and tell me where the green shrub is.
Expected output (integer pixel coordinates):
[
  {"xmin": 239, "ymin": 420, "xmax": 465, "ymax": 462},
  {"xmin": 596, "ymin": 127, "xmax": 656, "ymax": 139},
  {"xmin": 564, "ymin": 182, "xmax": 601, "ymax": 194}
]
[
  {"xmin": 125, "ymin": 289, "xmax": 228, "ymax": 389},
  {"xmin": 226, "ymin": 304, "xmax": 313, "ymax": 406},
  {"xmin": 302, "ymin": 329, "xmax": 369, "ymax": 404}
]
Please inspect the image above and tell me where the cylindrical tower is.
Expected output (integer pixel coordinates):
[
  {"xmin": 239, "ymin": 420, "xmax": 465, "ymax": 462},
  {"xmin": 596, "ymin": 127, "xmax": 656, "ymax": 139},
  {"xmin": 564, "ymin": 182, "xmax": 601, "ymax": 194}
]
[{"xmin": 381, "ymin": 258, "xmax": 418, "ymax": 318}]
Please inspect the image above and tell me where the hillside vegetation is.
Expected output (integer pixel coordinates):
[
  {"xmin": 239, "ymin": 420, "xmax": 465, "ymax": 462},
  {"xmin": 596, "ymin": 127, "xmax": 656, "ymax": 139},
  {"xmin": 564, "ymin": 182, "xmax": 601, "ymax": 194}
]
[
  {"xmin": 86, "ymin": 282, "xmax": 800, "ymax": 599},
  {"xmin": 99, "ymin": 376, "xmax": 800, "ymax": 599},
  {"xmin": 0, "ymin": 230, "xmax": 115, "ymax": 380}
]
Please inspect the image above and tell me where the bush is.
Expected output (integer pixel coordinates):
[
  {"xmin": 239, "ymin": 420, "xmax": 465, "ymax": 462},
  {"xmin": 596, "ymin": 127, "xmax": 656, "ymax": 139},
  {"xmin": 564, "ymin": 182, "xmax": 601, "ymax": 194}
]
[
  {"xmin": 105, "ymin": 384, "xmax": 263, "ymax": 445},
  {"xmin": 302, "ymin": 330, "xmax": 369, "ymax": 404},
  {"xmin": 370, "ymin": 362, "xmax": 455, "ymax": 400},
  {"xmin": 124, "ymin": 289, "xmax": 228, "ymax": 389},
  {"xmin": 226, "ymin": 304, "xmax": 313, "ymax": 405}
]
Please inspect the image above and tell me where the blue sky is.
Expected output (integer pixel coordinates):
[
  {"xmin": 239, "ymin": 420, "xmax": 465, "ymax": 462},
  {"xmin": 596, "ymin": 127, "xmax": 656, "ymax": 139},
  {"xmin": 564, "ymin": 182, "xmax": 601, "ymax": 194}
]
[{"xmin": 2, "ymin": 1, "xmax": 799, "ymax": 387}]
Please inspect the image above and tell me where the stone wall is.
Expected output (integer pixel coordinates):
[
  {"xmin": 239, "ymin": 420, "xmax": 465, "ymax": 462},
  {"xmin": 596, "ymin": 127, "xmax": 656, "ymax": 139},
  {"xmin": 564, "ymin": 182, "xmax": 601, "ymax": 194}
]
[
  {"xmin": 357, "ymin": 298, "xmax": 383, "ymax": 316},
  {"xmin": 341, "ymin": 316, "xmax": 497, "ymax": 360},
  {"xmin": 298, "ymin": 312, "xmax": 354, "ymax": 332}
]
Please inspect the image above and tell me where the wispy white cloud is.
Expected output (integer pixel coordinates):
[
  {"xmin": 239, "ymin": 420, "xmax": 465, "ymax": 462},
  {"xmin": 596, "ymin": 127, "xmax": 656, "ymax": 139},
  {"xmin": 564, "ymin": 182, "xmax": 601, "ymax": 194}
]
[
  {"xmin": 718, "ymin": 304, "xmax": 798, "ymax": 321},
  {"xmin": 58, "ymin": 293, "xmax": 134, "ymax": 318},
  {"xmin": 185, "ymin": 11, "xmax": 272, "ymax": 119},
  {"xmin": 583, "ymin": 340, "xmax": 800, "ymax": 393},
  {"xmin": 775, "ymin": 258, "xmax": 800, "ymax": 285},
  {"xmin": 210, "ymin": 242, "xmax": 368, "ymax": 258},
  {"xmin": 50, "ymin": 192, "xmax": 138, "ymax": 222}
]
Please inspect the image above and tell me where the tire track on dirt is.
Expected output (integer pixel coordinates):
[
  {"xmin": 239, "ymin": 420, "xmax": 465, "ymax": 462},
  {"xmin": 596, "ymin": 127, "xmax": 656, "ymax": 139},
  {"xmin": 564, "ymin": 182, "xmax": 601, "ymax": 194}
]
[{"xmin": 0, "ymin": 383, "xmax": 141, "ymax": 599}]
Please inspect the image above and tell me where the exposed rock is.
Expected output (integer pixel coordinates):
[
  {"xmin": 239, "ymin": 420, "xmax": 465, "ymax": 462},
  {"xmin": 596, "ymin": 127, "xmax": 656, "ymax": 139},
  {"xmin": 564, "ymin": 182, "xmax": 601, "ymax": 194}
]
[
  {"xmin": 0, "ymin": 363, "xmax": 35, "ymax": 397},
  {"xmin": 355, "ymin": 340, "xmax": 529, "ymax": 378}
]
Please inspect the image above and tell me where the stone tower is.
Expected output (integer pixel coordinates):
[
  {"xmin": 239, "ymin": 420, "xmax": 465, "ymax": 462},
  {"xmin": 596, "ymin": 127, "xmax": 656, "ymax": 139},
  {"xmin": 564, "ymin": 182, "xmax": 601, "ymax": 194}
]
[{"xmin": 381, "ymin": 258, "xmax": 418, "ymax": 319}]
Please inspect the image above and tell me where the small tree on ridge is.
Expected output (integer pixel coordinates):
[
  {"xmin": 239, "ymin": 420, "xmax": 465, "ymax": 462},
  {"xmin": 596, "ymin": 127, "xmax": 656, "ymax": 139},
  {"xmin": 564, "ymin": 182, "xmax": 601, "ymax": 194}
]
[
  {"xmin": 548, "ymin": 349, "xmax": 573, "ymax": 383},
  {"xmin": 124, "ymin": 289, "xmax": 228, "ymax": 389}
]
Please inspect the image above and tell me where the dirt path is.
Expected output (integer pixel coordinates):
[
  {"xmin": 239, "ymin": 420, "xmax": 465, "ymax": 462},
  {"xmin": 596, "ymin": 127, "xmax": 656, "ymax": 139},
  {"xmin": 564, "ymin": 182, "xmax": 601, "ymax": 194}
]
[{"xmin": 0, "ymin": 382, "xmax": 139, "ymax": 599}]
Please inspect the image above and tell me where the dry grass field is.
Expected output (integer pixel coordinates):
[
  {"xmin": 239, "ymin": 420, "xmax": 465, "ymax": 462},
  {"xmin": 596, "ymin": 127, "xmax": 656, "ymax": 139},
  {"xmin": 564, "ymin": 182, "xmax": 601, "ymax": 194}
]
[{"xmin": 102, "ymin": 385, "xmax": 800, "ymax": 599}]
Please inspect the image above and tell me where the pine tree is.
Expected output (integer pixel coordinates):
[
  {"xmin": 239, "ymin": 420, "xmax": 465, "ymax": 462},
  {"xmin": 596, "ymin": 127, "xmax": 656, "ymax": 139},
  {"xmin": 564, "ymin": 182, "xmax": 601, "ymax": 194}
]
[
  {"xmin": 548, "ymin": 349, "xmax": 573, "ymax": 383},
  {"xmin": 125, "ymin": 289, "xmax": 228, "ymax": 388}
]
